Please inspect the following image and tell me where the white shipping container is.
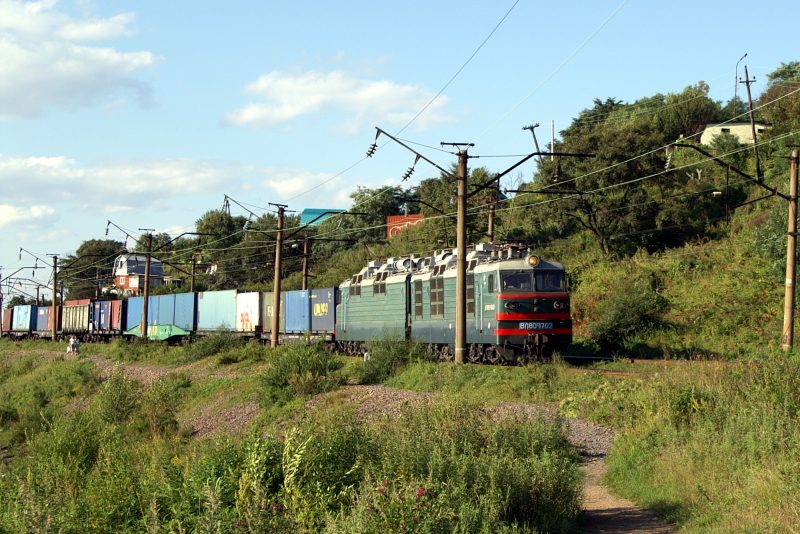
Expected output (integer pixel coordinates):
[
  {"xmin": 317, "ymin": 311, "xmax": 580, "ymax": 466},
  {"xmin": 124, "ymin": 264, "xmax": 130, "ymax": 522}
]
[{"xmin": 236, "ymin": 292, "xmax": 261, "ymax": 332}]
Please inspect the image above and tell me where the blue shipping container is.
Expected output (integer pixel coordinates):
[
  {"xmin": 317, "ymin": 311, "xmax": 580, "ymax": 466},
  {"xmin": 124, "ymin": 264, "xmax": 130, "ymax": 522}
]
[
  {"xmin": 93, "ymin": 301, "xmax": 110, "ymax": 331},
  {"xmin": 12, "ymin": 305, "xmax": 35, "ymax": 332},
  {"xmin": 126, "ymin": 296, "xmax": 143, "ymax": 334},
  {"xmin": 284, "ymin": 290, "xmax": 310, "ymax": 333},
  {"xmin": 35, "ymin": 306, "xmax": 50, "ymax": 332},
  {"xmin": 310, "ymin": 288, "xmax": 336, "ymax": 333},
  {"xmin": 197, "ymin": 290, "xmax": 237, "ymax": 331}
]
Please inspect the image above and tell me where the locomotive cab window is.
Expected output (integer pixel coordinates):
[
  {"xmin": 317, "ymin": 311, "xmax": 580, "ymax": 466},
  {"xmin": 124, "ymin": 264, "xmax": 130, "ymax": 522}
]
[
  {"xmin": 501, "ymin": 272, "xmax": 532, "ymax": 292},
  {"xmin": 535, "ymin": 271, "xmax": 565, "ymax": 291},
  {"xmin": 487, "ymin": 274, "xmax": 495, "ymax": 293}
]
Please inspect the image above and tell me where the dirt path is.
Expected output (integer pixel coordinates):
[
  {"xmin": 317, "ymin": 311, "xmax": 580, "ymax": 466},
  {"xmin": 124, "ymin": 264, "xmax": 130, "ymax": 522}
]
[{"xmin": 581, "ymin": 456, "xmax": 674, "ymax": 533}]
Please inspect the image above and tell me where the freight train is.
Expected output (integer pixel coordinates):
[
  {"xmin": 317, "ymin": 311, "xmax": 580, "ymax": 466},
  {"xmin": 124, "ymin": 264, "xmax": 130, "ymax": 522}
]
[{"xmin": 1, "ymin": 243, "xmax": 572, "ymax": 363}]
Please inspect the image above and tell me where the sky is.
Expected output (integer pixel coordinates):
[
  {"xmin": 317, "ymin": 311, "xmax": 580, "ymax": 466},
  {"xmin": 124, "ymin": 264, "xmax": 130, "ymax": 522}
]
[{"xmin": 0, "ymin": 0, "xmax": 796, "ymax": 300}]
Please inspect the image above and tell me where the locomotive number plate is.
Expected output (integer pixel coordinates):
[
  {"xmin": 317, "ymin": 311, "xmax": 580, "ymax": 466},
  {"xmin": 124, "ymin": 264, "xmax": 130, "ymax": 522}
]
[{"xmin": 519, "ymin": 321, "xmax": 553, "ymax": 330}]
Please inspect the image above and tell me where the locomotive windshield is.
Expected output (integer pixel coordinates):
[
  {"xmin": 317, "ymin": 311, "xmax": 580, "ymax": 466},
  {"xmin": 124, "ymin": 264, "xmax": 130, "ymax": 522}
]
[
  {"xmin": 501, "ymin": 272, "xmax": 532, "ymax": 291},
  {"xmin": 535, "ymin": 271, "xmax": 565, "ymax": 291},
  {"xmin": 500, "ymin": 271, "xmax": 565, "ymax": 292}
]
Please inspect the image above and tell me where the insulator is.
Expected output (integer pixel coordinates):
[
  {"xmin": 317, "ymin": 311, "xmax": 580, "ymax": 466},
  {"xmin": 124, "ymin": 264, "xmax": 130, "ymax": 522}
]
[
  {"xmin": 366, "ymin": 143, "xmax": 378, "ymax": 157},
  {"xmin": 402, "ymin": 166, "xmax": 415, "ymax": 181}
]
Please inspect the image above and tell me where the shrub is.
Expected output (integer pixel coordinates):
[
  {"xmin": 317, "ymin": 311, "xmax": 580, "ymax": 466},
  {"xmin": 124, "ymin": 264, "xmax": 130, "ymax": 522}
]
[
  {"xmin": 138, "ymin": 374, "xmax": 188, "ymax": 436},
  {"xmin": 591, "ymin": 276, "xmax": 667, "ymax": 349},
  {"xmin": 358, "ymin": 338, "xmax": 426, "ymax": 384},
  {"xmin": 261, "ymin": 344, "xmax": 343, "ymax": 405},
  {"xmin": 218, "ymin": 340, "xmax": 268, "ymax": 365},
  {"xmin": 90, "ymin": 370, "xmax": 141, "ymax": 424},
  {"xmin": 183, "ymin": 333, "xmax": 248, "ymax": 362}
]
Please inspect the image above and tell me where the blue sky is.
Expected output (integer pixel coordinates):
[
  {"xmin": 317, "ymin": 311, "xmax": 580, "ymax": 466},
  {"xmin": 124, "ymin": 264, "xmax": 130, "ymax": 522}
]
[{"xmin": 0, "ymin": 0, "xmax": 795, "ymax": 300}]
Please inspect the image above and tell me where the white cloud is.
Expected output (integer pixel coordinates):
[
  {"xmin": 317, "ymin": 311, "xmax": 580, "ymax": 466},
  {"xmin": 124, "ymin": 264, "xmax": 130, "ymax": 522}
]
[
  {"xmin": 0, "ymin": 203, "xmax": 57, "ymax": 229},
  {"xmin": 0, "ymin": 0, "xmax": 157, "ymax": 118},
  {"xmin": 261, "ymin": 168, "xmax": 354, "ymax": 207},
  {"xmin": 0, "ymin": 155, "xmax": 235, "ymax": 210},
  {"xmin": 225, "ymin": 70, "xmax": 452, "ymax": 131}
]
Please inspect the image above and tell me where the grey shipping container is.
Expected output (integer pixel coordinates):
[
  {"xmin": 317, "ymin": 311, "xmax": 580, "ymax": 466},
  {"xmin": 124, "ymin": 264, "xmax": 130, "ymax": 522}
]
[{"xmin": 261, "ymin": 291, "xmax": 285, "ymax": 334}]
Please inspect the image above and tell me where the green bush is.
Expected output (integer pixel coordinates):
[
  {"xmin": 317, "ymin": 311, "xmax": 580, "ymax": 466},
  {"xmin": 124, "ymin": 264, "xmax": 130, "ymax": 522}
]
[
  {"xmin": 89, "ymin": 369, "xmax": 141, "ymax": 424},
  {"xmin": 590, "ymin": 273, "xmax": 667, "ymax": 349},
  {"xmin": 357, "ymin": 338, "xmax": 426, "ymax": 385},
  {"xmin": 218, "ymin": 339, "xmax": 269, "ymax": 365},
  {"xmin": 138, "ymin": 374, "xmax": 189, "ymax": 436},
  {"xmin": 261, "ymin": 344, "xmax": 343, "ymax": 405},
  {"xmin": 183, "ymin": 333, "xmax": 247, "ymax": 363}
]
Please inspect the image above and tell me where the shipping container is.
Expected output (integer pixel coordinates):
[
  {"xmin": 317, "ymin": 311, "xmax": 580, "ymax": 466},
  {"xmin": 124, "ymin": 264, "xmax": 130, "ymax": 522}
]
[
  {"xmin": 12, "ymin": 305, "xmax": 35, "ymax": 332},
  {"xmin": 125, "ymin": 296, "xmax": 143, "ymax": 335},
  {"xmin": 236, "ymin": 292, "xmax": 262, "ymax": 333},
  {"xmin": 93, "ymin": 301, "xmax": 110, "ymax": 332},
  {"xmin": 284, "ymin": 290, "xmax": 310, "ymax": 333},
  {"xmin": 35, "ymin": 306, "xmax": 50, "ymax": 332},
  {"xmin": 62, "ymin": 302, "xmax": 91, "ymax": 334},
  {"xmin": 111, "ymin": 300, "xmax": 124, "ymax": 332},
  {"xmin": 310, "ymin": 288, "xmax": 337, "ymax": 333},
  {"xmin": 124, "ymin": 294, "xmax": 195, "ymax": 340},
  {"xmin": 65, "ymin": 298, "xmax": 92, "ymax": 306},
  {"xmin": 2, "ymin": 308, "xmax": 12, "ymax": 334},
  {"xmin": 197, "ymin": 290, "xmax": 237, "ymax": 331},
  {"xmin": 148, "ymin": 293, "xmax": 196, "ymax": 340},
  {"xmin": 261, "ymin": 291, "xmax": 285, "ymax": 334}
]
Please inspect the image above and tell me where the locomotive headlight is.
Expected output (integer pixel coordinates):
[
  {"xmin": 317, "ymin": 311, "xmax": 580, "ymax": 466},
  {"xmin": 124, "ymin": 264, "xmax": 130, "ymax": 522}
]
[
  {"xmin": 527, "ymin": 255, "xmax": 540, "ymax": 267},
  {"xmin": 553, "ymin": 301, "xmax": 564, "ymax": 309}
]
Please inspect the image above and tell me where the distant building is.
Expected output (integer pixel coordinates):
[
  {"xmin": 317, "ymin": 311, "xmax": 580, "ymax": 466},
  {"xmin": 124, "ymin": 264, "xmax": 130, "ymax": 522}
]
[
  {"xmin": 300, "ymin": 208, "xmax": 345, "ymax": 226},
  {"xmin": 387, "ymin": 214, "xmax": 424, "ymax": 238},
  {"xmin": 700, "ymin": 122, "xmax": 769, "ymax": 146},
  {"xmin": 112, "ymin": 254, "xmax": 164, "ymax": 296}
]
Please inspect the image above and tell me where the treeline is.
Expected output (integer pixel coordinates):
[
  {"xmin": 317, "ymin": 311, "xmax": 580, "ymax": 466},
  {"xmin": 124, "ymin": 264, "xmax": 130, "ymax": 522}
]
[{"xmin": 55, "ymin": 61, "xmax": 800, "ymax": 298}]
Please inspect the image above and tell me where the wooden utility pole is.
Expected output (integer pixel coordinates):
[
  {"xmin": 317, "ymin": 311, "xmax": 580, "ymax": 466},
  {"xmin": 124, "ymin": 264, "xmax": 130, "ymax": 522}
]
[
  {"xmin": 140, "ymin": 232, "xmax": 153, "ymax": 340},
  {"xmin": 782, "ymin": 148, "xmax": 799, "ymax": 352},
  {"xmin": 271, "ymin": 204, "xmax": 287, "ymax": 348},
  {"xmin": 51, "ymin": 255, "xmax": 58, "ymax": 340}
]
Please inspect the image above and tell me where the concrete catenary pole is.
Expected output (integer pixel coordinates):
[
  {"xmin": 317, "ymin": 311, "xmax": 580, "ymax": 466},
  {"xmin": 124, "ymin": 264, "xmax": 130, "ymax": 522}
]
[
  {"xmin": 455, "ymin": 149, "xmax": 468, "ymax": 364},
  {"xmin": 190, "ymin": 254, "xmax": 197, "ymax": 293},
  {"xmin": 301, "ymin": 236, "xmax": 309, "ymax": 291},
  {"xmin": 782, "ymin": 148, "xmax": 799, "ymax": 352},
  {"xmin": 140, "ymin": 233, "xmax": 153, "ymax": 340},
  {"xmin": 51, "ymin": 255, "xmax": 58, "ymax": 340},
  {"xmin": 271, "ymin": 205, "xmax": 286, "ymax": 348}
]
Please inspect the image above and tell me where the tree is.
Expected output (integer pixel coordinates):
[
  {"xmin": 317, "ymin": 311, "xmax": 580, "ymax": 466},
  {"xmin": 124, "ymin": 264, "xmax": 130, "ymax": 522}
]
[
  {"xmin": 518, "ymin": 84, "xmax": 727, "ymax": 255},
  {"xmin": 60, "ymin": 239, "xmax": 125, "ymax": 299},
  {"xmin": 759, "ymin": 61, "xmax": 800, "ymax": 139}
]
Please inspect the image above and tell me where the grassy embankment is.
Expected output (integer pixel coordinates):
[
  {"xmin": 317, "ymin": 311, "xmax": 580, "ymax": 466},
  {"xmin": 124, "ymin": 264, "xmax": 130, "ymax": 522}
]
[{"xmin": 0, "ymin": 338, "xmax": 582, "ymax": 533}]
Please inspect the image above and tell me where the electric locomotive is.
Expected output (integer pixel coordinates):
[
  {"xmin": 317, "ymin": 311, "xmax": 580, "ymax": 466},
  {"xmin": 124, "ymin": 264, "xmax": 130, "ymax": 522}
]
[{"xmin": 335, "ymin": 243, "xmax": 572, "ymax": 363}]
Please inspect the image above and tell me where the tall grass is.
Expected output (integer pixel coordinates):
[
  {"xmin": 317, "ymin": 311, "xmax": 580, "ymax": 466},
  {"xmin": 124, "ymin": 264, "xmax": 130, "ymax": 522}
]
[
  {"xmin": 604, "ymin": 354, "xmax": 800, "ymax": 532},
  {"xmin": 0, "ymin": 391, "xmax": 581, "ymax": 533}
]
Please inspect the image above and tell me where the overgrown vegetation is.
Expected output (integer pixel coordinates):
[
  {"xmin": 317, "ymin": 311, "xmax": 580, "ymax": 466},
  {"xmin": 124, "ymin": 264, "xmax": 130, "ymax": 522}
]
[
  {"xmin": 0, "ymin": 347, "xmax": 582, "ymax": 533},
  {"xmin": 602, "ymin": 355, "xmax": 800, "ymax": 532}
]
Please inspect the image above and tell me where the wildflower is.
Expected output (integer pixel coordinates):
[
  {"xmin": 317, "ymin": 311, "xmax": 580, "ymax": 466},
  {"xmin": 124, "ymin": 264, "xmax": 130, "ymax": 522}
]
[
  {"xmin": 271, "ymin": 502, "xmax": 284, "ymax": 513},
  {"xmin": 376, "ymin": 487, "xmax": 386, "ymax": 495},
  {"xmin": 416, "ymin": 487, "xmax": 427, "ymax": 498}
]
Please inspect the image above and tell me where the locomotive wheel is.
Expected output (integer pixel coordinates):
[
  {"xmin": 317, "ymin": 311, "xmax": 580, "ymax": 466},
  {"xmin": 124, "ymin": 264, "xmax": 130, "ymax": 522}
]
[
  {"xmin": 440, "ymin": 345, "xmax": 454, "ymax": 362},
  {"xmin": 484, "ymin": 346, "xmax": 502, "ymax": 365},
  {"xmin": 467, "ymin": 344, "xmax": 481, "ymax": 364}
]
